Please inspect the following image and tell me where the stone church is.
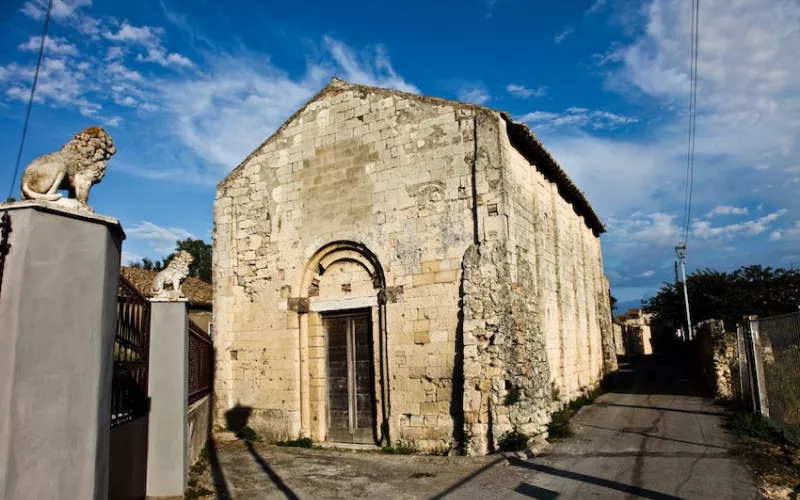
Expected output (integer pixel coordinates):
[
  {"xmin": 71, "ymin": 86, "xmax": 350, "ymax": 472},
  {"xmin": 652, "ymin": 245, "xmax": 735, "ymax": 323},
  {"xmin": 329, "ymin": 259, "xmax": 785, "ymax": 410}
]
[{"xmin": 213, "ymin": 78, "xmax": 616, "ymax": 455}]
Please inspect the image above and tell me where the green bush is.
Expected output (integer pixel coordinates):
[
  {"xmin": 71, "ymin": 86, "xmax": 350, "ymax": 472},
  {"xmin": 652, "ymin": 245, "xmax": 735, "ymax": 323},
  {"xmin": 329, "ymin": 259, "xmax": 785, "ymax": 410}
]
[
  {"xmin": 236, "ymin": 426, "xmax": 261, "ymax": 442},
  {"xmin": 725, "ymin": 408, "xmax": 781, "ymax": 442},
  {"xmin": 547, "ymin": 386, "xmax": 604, "ymax": 441},
  {"xmin": 275, "ymin": 437, "xmax": 313, "ymax": 448},
  {"xmin": 498, "ymin": 430, "xmax": 530, "ymax": 452}
]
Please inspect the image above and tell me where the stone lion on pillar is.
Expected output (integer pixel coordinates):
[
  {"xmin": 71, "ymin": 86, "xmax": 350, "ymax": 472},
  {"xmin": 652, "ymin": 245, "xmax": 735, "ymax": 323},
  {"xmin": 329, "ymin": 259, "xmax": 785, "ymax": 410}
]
[
  {"xmin": 152, "ymin": 250, "xmax": 195, "ymax": 299},
  {"xmin": 19, "ymin": 126, "xmax": 116, "ymax": 211}
]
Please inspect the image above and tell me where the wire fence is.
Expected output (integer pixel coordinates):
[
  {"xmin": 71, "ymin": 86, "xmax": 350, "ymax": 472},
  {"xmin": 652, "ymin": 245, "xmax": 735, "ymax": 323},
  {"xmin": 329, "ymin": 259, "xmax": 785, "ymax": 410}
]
[{"xmin": 735, "ymin": 311, "xmax": 800, "ymax": 444}]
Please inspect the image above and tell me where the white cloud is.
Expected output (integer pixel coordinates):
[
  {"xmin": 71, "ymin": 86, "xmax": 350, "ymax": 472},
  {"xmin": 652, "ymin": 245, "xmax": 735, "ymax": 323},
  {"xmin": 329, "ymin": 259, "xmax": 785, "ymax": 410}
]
[
  {"xmin": 18, "ymin": 36, "xmax": 78, "ymax": 56},
  {"xmin": 586, "ymin": 0, "xmax": 607, "ymax": 16},
  {"xmin": 322, "ymin": 37, "xmax": 418, "ymax": 94},
  {"xmin": 554, "ymin": 27, "xmax": 574, "ymax": 44},
  {"xmin": 107, "ymin": 61, "xmax": 142, "ymax": 82},
  {"xmin": 157, "ymin": 37, "xmax": 418, "ymax": 170},
  {"xmin": 104, "ymin": 21, "xmax": 193, "ymax": 68},
  {"xmin": 104, "ymin": 23, "xmax": 163, "ymax": 45},
  {"xmin": 706, "ymin": 205, "xmax": 749, "ymax": 217},
  {"xmin": 639, "ymin": 270, "xmax": 656, "ymax": 278},
  {"xmin": 457, "ymin": 83, "xmax": 490, "ymax": 105},
  {"xmin": 121, "ymin": 250, "xmax": 144, "ymax": 266},
  {"xmin": 692, "ymin": 209, "xmax": 788, "ymax": 239},
  {"xmin": 137, "ymin": 49, "xmax": 193, "ymax": 68},
  {"xmin": 770, "ymin": 221, "xmax": 800, "ymax": 241},
  {"xmin": 506, "ymin": 84, "xmax": 546, "ymax": 99},
  {"xmin": 105, "ymin": 46, "xmax": 125, "ymax": 61},
  {"xmin": 127, "ymin": 221, "xmax": 193, "ymax": 253},
  {"xmin": 607, "ymin": 212, "xmax": 682, "ymax": 248},
  {"xmin": 21, "ymin": 0, "xmax": 92, "ymax": 21},
  {"xmin": 520, "ymin": 107, "xmax": 638, "ymax": 131}
]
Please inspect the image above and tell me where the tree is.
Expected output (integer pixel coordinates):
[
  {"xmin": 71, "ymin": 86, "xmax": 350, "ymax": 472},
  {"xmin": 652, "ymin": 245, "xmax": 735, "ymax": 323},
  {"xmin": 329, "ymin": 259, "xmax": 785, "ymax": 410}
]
[
  {"xmin": 128, "ymin": 238, "xmax": 212, "ymax": 283},
  {"xmin": 174, "ymin": 238, "xmax": 212, "ymax": 283},
  {"xmin": 644, "ymin": 265, "xmax": 800, "ymax": 331}
]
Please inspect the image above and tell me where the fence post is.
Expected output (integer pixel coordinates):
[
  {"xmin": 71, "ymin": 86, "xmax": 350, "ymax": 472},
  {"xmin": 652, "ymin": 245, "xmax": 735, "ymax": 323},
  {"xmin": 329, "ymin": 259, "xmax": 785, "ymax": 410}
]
[
  {"xmin": 745, "ymin": 315, "xmax": 770, "ymax": 417},
  {"xmin": 0, "ymin": 203, "xmax": 123, "ymax": 500},
  {"xmin": 146, "ymin": 298, "xmax": 189, "ymax": 497}
]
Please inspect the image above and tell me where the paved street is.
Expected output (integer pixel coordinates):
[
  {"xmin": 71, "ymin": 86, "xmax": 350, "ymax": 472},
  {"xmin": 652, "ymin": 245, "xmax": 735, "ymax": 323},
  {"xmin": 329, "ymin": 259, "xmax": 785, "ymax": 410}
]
[{"xmin": 203, "ymin": 356, "xmax": 757, "ymax": 499}]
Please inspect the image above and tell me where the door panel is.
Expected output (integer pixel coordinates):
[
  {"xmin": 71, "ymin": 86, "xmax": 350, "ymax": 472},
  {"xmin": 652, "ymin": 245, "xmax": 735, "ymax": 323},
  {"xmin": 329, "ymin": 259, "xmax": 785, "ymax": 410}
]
[
  {"xmin": 324, "ymin": 313, "xmax": 376, "ymax": 444},
  {"xmin": 352, "ymin": 315, "xmax": 375, "ymax": 442},
  {"xmin": 325, "ymin": 317, "xmax": 350, "ymax": 439}
]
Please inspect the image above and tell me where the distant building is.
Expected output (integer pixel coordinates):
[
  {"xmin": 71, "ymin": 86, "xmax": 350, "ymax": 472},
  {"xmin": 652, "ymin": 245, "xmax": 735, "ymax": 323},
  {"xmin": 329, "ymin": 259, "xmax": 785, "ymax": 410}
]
[
  {"xmin": 618, "ymin": 308, "xmax": 654, "ymax": 355},
  {"xmin": 213, "ymin": 78, "xmax": 617, "ymax": 454}
]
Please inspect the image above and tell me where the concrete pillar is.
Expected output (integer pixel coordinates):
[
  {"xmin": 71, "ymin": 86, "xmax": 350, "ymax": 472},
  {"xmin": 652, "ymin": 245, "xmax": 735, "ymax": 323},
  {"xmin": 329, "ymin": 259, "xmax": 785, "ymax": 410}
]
[
  {"xmin": 0, "ymin": 202, "xmax": 124, "ymax": 500},
  {"xmin": 146, "ymin": 299, "xmax": 188, "ymax": 497}
]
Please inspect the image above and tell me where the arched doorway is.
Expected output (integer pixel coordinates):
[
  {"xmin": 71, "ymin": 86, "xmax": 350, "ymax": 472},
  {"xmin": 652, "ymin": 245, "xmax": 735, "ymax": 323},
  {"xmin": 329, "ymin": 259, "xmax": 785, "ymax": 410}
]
[{"xmin": 298, "ymin": 242, "xmax": 388, "ymax": 445}]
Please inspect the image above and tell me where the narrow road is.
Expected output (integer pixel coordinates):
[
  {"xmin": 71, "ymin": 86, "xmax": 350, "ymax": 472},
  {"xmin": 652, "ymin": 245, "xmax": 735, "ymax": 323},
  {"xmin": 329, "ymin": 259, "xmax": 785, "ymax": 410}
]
[
  {"xmin": 203, "ymin": 355, "xmax": 758, "ymax": 499},
  {"xmin": 445, "ymin": 355, "xmax": 758, "ymax": 499}
]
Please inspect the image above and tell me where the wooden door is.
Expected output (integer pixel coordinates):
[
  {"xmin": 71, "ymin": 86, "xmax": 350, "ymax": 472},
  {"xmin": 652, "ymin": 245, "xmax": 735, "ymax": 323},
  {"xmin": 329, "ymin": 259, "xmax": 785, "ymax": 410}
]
[{"xmin": 325, "ymin": 313, "xmax": 376, "ymax": 444}]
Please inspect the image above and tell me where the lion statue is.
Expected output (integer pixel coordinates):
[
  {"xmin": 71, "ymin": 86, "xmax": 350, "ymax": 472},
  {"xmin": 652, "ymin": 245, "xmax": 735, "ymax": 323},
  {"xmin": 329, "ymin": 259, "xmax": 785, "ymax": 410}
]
[
  {"xmin": 19, "ymin": 126, "xmax": 116, "ymax": 211},
  {"xmin": 152, "ymin": 250, "xmax": 195, "ymax": 299}
]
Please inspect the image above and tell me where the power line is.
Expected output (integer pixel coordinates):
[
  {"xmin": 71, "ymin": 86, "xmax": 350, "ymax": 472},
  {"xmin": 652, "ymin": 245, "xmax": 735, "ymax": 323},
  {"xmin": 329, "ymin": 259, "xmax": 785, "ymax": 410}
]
[
  {"xmin": 7, "ymin": 0, "xmax": 54, "ymax": 201},
  {"xmin": 681, "ymin": 0, "xmax": 700, "ymax": 246}
]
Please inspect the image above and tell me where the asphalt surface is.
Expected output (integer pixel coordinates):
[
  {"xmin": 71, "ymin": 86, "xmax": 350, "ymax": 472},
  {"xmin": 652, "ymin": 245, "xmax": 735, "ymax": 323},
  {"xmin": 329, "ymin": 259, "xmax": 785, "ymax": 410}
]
[
  {"xmin": 444, "ymin": 355, "xmax": 758, "ymax": 499},
  {"xmin": 204, "ymin": 355, "xmax": 757, "ymax": 499}
]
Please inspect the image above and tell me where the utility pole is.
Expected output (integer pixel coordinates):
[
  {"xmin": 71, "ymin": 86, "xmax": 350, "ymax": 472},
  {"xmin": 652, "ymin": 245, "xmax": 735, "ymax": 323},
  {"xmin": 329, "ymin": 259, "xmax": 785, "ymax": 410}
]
[{"xmin": 675, "ymin": 243, "xmax": 693, "ymax": 341}]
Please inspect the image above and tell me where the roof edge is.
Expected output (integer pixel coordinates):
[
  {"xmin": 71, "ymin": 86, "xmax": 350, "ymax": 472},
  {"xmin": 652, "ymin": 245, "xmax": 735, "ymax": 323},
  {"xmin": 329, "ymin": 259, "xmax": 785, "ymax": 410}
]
[{"xmin": 500, "ymin": 114, "xmax": 606, "ymax": 235}]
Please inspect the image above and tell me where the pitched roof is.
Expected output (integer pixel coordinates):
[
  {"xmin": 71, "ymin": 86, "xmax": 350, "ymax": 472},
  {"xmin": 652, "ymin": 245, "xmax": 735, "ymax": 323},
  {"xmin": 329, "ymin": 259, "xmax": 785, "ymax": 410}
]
[
  {"xmin": 221, "ymin": 78, "xmax": 604, "ymax": 235},
  {"xmin": 120, "ymin": 266, "xmax": 213, "ymax": 308}
]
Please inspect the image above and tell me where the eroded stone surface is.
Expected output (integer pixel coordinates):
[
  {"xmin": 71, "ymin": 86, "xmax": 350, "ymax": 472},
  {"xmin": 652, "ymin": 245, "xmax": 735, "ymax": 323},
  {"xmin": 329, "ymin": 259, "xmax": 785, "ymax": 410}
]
[{"xmin": 212, "ymin": 78, "xmax": 615, "ymax": 454}]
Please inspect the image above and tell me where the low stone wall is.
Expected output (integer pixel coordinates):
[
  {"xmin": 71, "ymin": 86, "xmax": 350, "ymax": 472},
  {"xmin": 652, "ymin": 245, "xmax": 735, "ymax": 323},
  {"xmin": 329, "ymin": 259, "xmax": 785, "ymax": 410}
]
[
  {"xmin": 613, "ymin": 323, "xmax": 625, "ymax": 355},
  {"xmin": 188, "ymin": 395, "xmax": 212, "ymax": 466},
  {"xmin": 693, "ymin": 320, "xmax": 735, "ymax": 398}
]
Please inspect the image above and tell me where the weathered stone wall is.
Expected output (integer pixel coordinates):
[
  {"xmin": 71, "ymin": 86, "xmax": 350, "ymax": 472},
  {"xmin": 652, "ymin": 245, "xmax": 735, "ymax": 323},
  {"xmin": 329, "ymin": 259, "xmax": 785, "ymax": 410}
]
[
  {"xmin": 613, "ymin": 323, "xmax": 625, "ymax": 355},
  {"xmin": 214, "ymin": 81, "xmax": 480, "ymax": 449},
  {"xmin": 213, "ymin": 80, "xmax": 613, "ymax": 454},
  {"xmin": 693, "ymin": 319, "xmax": 734, "ymax": 398},
  {"xmin": 498, "ymin": 121, "xmax": 612, "ymax": 404}
]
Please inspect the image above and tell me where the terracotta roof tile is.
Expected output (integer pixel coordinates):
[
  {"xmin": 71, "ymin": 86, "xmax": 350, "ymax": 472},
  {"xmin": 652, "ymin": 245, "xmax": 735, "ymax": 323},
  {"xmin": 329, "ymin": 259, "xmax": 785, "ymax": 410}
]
[{"xmin": 120, "ymin": 266, "xmax": 212, "ymax": 308}]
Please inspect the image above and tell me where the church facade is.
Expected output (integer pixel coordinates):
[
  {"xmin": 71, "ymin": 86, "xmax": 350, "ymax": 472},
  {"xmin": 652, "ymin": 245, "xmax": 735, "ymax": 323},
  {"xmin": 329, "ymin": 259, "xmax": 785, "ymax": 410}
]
[{"xmin": 213, "ymin": 78, "xmax": 616, "ymax": 454}]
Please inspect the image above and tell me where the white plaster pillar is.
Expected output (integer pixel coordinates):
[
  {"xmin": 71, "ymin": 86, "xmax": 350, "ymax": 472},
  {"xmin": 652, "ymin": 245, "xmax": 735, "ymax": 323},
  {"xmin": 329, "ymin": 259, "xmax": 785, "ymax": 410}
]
[
  {"xmin": 146, "ymin": 299, "xmax": 188, "ymax": 497},
  {"xmin": 0, "ymin": 202, "xmax": 123, "ymax": 500}
]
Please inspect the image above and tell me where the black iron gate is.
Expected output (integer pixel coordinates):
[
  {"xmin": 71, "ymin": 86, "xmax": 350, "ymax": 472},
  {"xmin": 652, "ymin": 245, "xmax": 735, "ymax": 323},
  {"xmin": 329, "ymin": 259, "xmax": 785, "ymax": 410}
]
[{"xmin": 109, "ymin": 275, "xmax": 151, "ymax": 499}]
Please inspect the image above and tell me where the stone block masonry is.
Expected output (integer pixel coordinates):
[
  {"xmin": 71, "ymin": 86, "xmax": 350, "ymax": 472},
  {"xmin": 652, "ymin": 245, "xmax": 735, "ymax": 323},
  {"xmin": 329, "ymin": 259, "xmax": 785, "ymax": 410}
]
[{"xmin": 213, "ymin": 78, "xmax": 614, "ymax": 454}]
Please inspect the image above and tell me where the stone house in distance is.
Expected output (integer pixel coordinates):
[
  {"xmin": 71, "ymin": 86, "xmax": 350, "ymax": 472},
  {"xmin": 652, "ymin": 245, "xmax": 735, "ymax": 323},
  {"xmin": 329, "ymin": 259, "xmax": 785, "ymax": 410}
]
[{"xmin": 213, "ymin": 78, "xmax": 617, "ymax": 455}]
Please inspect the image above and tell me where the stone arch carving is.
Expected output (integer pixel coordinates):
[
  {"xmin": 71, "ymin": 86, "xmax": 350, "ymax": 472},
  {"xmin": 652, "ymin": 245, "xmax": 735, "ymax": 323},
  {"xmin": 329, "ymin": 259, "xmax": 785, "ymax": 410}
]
[{"xmin": 299, "ymin": 241, "xmax": 386, "ymax": 300}]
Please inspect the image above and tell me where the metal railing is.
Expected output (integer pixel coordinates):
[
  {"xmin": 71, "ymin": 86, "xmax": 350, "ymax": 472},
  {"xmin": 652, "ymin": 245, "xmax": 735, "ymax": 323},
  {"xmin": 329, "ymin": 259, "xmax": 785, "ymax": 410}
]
[
  {"xmin": 112, "ymin": 276, "xmax": 151, "ymax": 427},
  {"xmin": 188, "ymin": 319, "xmax": 213, "ymax": 404}
]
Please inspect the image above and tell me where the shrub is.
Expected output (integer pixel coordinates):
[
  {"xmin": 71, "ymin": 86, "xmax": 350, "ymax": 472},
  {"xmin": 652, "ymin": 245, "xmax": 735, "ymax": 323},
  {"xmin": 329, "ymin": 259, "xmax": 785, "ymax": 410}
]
[
  {"xmin": 547, "ymin": 386, "xmax": 604, "ymax": 440},
  {"xmin": 725, "ymin": 408, "xmax": 781, "ymax": 442},
  {"xmin": 275, "ymin": 437, "xmax": 313, "ymax": 448},
  {"xmin": 498, "ymin": 429, "xmax": 529, "ymax": 452}
]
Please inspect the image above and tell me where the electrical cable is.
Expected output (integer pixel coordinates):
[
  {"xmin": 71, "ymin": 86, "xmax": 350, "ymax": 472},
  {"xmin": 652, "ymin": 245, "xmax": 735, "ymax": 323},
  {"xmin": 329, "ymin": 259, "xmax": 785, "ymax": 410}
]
[{"xmin": 7, "ymin": 0, "xmax": 55, "ymax": 201}]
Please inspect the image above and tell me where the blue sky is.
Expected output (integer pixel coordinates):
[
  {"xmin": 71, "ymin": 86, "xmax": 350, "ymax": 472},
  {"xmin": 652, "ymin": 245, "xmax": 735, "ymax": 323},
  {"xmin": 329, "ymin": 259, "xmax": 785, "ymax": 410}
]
[{"xmin": 1, "ymin": 0, "xmax": 799, "ymax": 309}]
